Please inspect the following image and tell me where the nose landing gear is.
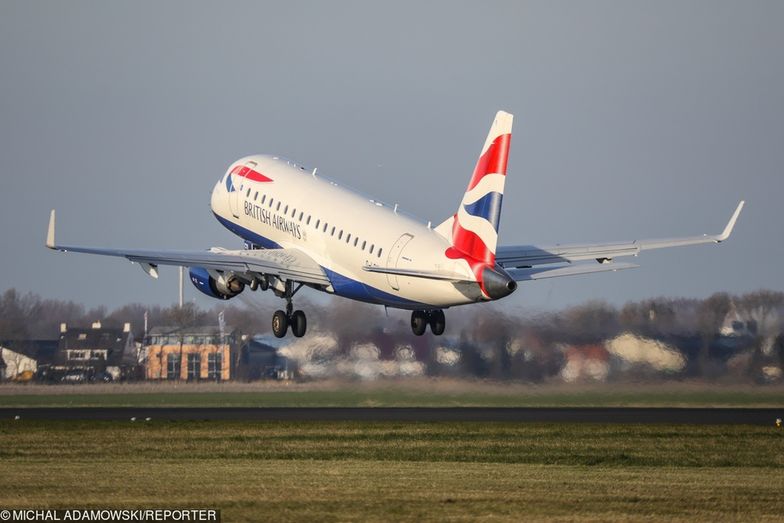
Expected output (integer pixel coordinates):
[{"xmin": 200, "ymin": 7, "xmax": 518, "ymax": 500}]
[
  {"xmin": 411, "ymin": 309, "xmax": 445, "ymax": 336},
  {"xmin": 271, "ymin": 281, "xmax": 307, "ymax": 338}
]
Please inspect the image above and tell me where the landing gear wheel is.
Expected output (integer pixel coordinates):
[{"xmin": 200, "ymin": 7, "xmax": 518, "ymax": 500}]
[
  {"xmin": 272, "ymin": 310, "xmax": 288, "ymax": 338},
  {"xmin": 429, "ymin": 309, "xmax": 446, "ymax": 336},
  {"xmin": 259, "ymin": 277, "xmax": 269, "ymax": 291},
  {"xmin": 291, "ymin": 310, "xmax": 307, "ymax": 338},
  {"xmin": 411, "ymin": 310, "xmax": 428, "ymax": 336}
]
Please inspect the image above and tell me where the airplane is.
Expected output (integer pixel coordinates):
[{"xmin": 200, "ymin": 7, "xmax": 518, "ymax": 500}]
[{"xmin": 46, "ymin": 111, "xmax": 744, "ymax": 338}]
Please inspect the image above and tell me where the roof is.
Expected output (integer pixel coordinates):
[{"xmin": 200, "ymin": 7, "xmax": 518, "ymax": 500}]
[
  {"xmin": 148, "ymin": 326, "xmax": 230, "ymax": 336},
  {"xmin": 57, "ymin": 328, "xmax": 135, "ymax": 366}
]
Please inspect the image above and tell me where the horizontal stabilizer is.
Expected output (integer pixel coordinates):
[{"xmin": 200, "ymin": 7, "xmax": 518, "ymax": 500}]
[
  {"xmin": 496, "ymin": 200, "xmax": 744, "ymax": 268},
  {"xmin": 508, "ymin": 262, "xmax": 638, "ymax": 282}
]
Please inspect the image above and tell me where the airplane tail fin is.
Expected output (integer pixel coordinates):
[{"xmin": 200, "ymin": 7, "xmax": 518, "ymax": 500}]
[{"xmin": 440, "ymin": 111, "xmax": 513, "ymax": 265}]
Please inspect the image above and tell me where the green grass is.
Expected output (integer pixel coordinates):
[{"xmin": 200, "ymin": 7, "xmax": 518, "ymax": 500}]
[
  {"xmin": 1, "ymin": 420, "xmax": 783, "ymax": 521},
  {"xmin": 1, "ymin": 381, "xmax": 783, "ymax": 407}
]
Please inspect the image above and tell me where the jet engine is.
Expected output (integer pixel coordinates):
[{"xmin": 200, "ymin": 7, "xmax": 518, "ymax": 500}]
[{"xmin": 188, "ymin": 267, "xmax": 245, "ymax": 300}]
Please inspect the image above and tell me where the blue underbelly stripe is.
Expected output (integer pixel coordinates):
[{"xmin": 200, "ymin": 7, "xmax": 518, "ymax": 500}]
[{"xmin": 212, "ymin": 213, "xmax": 431, "ymax": 309}]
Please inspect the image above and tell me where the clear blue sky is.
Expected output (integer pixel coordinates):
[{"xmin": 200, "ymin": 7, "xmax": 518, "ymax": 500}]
[{"xmin": 1, "ymin": 1, "xmax": 781, "ymax": 315}]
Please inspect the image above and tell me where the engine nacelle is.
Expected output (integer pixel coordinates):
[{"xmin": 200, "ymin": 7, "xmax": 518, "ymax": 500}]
[{"xmin": 188, "ymin": 267, "xmax": 245, "ymax": 300}]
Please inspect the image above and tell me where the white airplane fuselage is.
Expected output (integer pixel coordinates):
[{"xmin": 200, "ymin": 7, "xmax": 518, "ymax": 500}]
[{"xmin": 210, "ymin": 155, "xmax": 483, "ymax": 310}]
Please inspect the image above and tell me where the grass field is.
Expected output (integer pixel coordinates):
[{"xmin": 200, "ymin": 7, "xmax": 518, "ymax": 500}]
[
  {"xmin": 1, "ymin": 380, "xmax": 783, "ymax": 407},
  {"xmin": 1, "ymin": 419, "xmax": 783, "ymax": 521}
]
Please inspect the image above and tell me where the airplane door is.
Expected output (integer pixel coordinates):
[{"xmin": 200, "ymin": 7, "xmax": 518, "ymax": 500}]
[
  {"xmin": 385, "ymin": 233, "xmax": 413, "ymax": 290},
  {"xmin": 229, "ymin": 161, "xmax": 257, "ymax": 218},
  {"xmin": 229, "ymin": 177, "xmax": 242, "ymax": 218}
]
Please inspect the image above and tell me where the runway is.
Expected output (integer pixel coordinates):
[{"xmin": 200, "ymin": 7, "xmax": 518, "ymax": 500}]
[{"xmin": 1, "ymin": 407, "xmax": 781, "ymax": 424}]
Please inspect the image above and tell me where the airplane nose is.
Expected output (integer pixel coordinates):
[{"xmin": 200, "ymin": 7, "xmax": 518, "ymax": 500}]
[
  {"xmin": 210, "ymin": 179, "xmax": 222, "ymax": 212},
  {"xmin": 481, "ymin": 265, "xmax": 517, "ymax": 300}
]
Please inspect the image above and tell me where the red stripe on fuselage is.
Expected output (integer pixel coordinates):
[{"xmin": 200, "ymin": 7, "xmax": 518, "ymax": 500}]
[
  {"xmin": 466, "ymin": 133, "xmax": 511, "ymax": 191},
  {"xmin": 231, "ymin": 165, "xmax": 273, "ymax": 183}
]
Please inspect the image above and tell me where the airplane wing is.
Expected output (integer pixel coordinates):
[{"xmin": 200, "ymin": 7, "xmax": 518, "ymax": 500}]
[
  {"xmin": 496, "ymin": 201, "xmax": 744, "ymax": 277},
  {"xmin": 45, "ymin": 210, "xmax": 330, "ymax": 286},
  {"xmin": 506, "ymin": 262, "xmax": 639, "ymax": 281}
]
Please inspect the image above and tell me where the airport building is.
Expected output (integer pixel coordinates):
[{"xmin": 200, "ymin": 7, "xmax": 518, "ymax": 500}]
[
  {"xmin": 145, "ymin": 326, "xmax": 236, "ymax": 381},
  {"xmin": 236, "ymin": 335, "xmax": 295, "ymax": 380}
]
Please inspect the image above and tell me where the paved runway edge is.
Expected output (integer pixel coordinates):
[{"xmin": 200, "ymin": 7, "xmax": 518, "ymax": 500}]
[{"xmin": 1, "ymin": 407, "xmax": 782, "ymax": 425}]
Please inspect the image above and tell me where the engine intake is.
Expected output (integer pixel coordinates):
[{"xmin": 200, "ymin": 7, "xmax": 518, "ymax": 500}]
[{"xmin": 189, "ymin": 267, "xmax": 245, "ymax": 300}]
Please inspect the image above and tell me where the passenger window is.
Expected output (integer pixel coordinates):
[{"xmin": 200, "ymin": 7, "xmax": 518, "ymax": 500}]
[
  {"xmin": 276, "ymin": 202, "xmax": 281, "ymax": 211},
  {"xmin": 369, "ymin": 245, "xmax": 374, "ymax": 254},
  {"xmin": 338, "ymin": 230, "xmax": 343, "ymax": 240},
  {"xmin": 269, "ymin": 198, "xmax": 274, "ymax": 208},
  {"xmin": 261, "ymin": 195, "xmax": 266, "ymax": 205},
  {"xmin": 330, "ymin": 226, "xmax": 335, "ymax": 236},
  {"xmin": 354, "ymin": 238, "xmax": 359, "ymax": 247},
  {"xmin": 362, "ymin": 240, "xmax": 366, "ymax": 250},
  {"xmin": 284, "ymin": 205, "xmax": 288, "ymax": 214},
  {"xmin": 254, "ymin": 191, "xmax": 259, "ymax": 200},
  {"xmin": 323, "ymin": 223, "xmax": 328, "ymax": 233},
  {"xmin": 246, "ymin": 188, "xmax": 251, "ymax": 197},
  {"xmin": 315, "ymin": 219, "xmax": 320, "ymax": 228},
  {"xmin": 346, "ymin": 233, "xmax": 351, "ymax": 243},
  {"xmin": 378, "ymin": 248, "xmax": 383, "ymax": 257},
  {"xmin": 307, "ymin": 215, "xmax": 311, "ymax": 225},
  {"xmin": 292, "ymin": 208, "xmax": 296, "ymax": 218}
]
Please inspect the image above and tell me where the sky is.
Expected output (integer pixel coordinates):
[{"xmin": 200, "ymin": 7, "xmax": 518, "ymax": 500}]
[{"xmin": 0, "ymin": 1, "xmax": 782, "ymax": 317}]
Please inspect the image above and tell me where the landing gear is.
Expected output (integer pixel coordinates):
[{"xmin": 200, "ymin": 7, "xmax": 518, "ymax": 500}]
[
  {"xmin": 410, "ymin": 309, "xmax": 445, "ymax": 336},
  {"xmin": 272, "ymin": 310, "xmax": 288, "ymax": 338},
  {"xmin": 411, "ymin": 310, "xmax": 428, "ymax": 336},
  {"xmin": 429, "ymin": 309, "xmax": 446, "ymax": 336},
  {"xmin": 271, "ymin": 280, "xmax": 307, "ymax": 338},
  {"xmin": 290, "ymin": 310, "xmax": 307, "ymax": 338}
]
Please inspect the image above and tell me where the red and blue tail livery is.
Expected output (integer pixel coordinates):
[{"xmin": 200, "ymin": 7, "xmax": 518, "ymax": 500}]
[{"xmin": 446, "ymin": 111, "xmax": 513, "ymax": 297}]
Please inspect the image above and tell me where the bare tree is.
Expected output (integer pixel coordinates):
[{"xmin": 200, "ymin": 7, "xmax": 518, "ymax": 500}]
[
  {"xmin": 696, "ymin": 292, "xmax": 732, "ymax": 378},
  {"xmin": 737, "ymin": 290, "xmax": 784, "ymax": 379}
]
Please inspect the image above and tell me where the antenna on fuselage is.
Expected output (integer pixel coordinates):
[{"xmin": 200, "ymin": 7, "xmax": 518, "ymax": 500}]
[{"xmin": 312, "ymin": 168, "xmax": 317, "ymax": 178}]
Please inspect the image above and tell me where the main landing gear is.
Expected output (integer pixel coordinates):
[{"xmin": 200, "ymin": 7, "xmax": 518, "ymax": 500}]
[
  {"xmin": 411, "ymin": 309, "xmax": 445, "ymax": 336},
  {"xmin": 271, "ymin": 281, "xmax": 307, "ymax": 338}
]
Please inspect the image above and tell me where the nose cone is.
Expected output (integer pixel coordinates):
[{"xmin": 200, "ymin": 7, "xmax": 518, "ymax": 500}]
[{"xmin": 482, "ymin": 266, "xmax": 517, "ymax": 300}]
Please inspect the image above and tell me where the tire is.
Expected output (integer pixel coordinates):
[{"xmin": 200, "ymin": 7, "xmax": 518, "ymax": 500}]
[
  {"xmin": 429, "ymin": 309, "xmax": 446, "ymax": 336},
  {"xmin": 272, "ymin": 310, "xmax": 288, "ymax": 338},
  {"xmin": 411, "ymin": 310, "xmax": 427, "ymax": 336},
  {"xmin": 291, "ymin": 310, "xmax": 307, "ymax": 338}
]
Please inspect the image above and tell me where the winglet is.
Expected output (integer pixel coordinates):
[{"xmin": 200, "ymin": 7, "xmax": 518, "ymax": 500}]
[
  {"xmin": 716, "ymin": 200, "xmax": 744, "ymax": 242},
  {"xmin": 46, "ymin": 209, "xmax": 56, "ymax": 249}
]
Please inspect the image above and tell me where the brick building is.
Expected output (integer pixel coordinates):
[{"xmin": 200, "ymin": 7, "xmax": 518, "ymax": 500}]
[{"xmin": 145, "ymin": 326, "xmax": 236, "ymax": 381}]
